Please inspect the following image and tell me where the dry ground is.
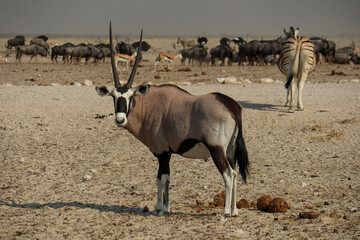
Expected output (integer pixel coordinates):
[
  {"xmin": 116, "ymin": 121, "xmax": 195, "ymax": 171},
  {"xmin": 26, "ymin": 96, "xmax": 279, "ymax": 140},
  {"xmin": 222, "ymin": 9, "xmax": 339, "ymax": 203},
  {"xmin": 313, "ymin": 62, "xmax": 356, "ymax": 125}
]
[{"xmin": 0, "ymin": 36, "xmax": 359, "ymax": 239}]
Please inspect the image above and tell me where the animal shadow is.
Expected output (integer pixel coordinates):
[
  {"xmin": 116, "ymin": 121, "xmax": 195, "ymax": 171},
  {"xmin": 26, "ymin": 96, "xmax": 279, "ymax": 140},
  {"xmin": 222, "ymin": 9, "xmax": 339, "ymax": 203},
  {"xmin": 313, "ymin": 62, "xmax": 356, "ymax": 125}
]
[
  {"xmin": 0, "ymin": 199, "xmax": 210, "ymax": 218},
  {"xmin": 239, "ymin": 101, "xmax": 284, "ymax": 112}
]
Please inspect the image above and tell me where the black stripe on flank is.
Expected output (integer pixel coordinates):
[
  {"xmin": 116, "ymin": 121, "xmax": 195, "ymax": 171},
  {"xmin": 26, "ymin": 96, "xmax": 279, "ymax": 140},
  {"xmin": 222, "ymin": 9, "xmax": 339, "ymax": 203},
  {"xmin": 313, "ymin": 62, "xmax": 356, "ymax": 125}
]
[{"xmin": 177, "ymin": 139, "xmax": 201, "ymax": 155}]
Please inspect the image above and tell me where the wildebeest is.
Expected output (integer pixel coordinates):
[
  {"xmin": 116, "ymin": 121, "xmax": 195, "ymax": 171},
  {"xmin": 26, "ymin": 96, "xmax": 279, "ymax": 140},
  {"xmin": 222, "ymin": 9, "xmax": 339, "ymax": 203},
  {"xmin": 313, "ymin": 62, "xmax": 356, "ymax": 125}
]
[
  {"xmin": 36, "ymin": 35, "xmax": 49, "ymax": 42},
  {"xmin": 180, "ymin": 45, "xmax": 208, "ymax": 66},
  {"xmin": 210, "ymin": 44, "xmax": 233, "ymax": 66},
  {"xmin": 96, "ymin": 23, "xmax": 249, "ymax": 221},
  {"xmin": 237, "ymin": 40, "xmax": 261, "ymax": 66},
  {"xmin": 257, "ymin": 37, "xmax": 284, "ymax": 65},
  {"xmin": 333, "ymin": 47, "xmax": 360, "ymax": 64},
  {"xmin": 115, "ymin": 41, "xmax": 135, "ymax": 55},
  {"xmin": 30, "ymin": 38, "xmax": 50, "ymax": 53},
  {"xmin": 65, "ymin": 45, "xmax": 92, "ymax": 64},
  {"xmin": 5, "ymin": 35, "xmax": 25, "ymax": 55},
  {"xmin": 16, "ymin": 45, "xmax": 47, "ymax": 63},
  {"xmin": 51, "ymin": 42, "xmax": 75, "ymax": 63},
  {"xmin": 310, "ymin": 37, "xmax": 336, "ymax": 64}
]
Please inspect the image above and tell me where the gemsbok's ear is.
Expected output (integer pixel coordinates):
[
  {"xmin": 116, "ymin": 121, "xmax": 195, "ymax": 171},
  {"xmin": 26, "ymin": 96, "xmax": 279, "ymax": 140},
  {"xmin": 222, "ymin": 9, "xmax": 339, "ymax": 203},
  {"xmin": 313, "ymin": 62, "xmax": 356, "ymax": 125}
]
[
  {"xmin": 95, "ymin": 86, "xmax": 111, "ymax": 97},
  {"xmin": 134, "ymin": 84, "xmax": 150, "ymax": 96}
]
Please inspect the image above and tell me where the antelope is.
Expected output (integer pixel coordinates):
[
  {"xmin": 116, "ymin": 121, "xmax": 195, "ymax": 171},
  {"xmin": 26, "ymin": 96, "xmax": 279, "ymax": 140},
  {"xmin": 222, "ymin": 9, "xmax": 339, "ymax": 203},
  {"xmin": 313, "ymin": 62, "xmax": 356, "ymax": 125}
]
[
  {"xmin": 95, "ymin": 23, "xmax": 249, "ymax": 221},
  {"xmin": 154, "ymin": 52, "xmax": 182, "ymax": 72},
  {"xmin": 114, "ymin": 52, "xmax": 137, "ymax": 72},
  {"xmin": 278, "ymin": 27, "xmax": 316, "ymax": 112}
]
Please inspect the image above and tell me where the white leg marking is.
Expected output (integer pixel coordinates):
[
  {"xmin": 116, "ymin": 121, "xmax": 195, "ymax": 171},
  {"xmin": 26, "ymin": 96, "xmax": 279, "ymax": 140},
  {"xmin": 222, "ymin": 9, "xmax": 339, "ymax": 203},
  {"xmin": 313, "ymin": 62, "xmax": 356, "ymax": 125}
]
[
  {"xmin": 231, "ymin": 170, "xmax": 238, "ymax": 216},
  {"xmin": 153, "ymin": 178, "xmax": 163, "ymax": 216},
  {"xmin": 221, "ymin": 168, "xmax": 236, "ymax": 221},
  {"xmin": 160, "ymin": 174, "xmax": 170, "ymax": 216}
]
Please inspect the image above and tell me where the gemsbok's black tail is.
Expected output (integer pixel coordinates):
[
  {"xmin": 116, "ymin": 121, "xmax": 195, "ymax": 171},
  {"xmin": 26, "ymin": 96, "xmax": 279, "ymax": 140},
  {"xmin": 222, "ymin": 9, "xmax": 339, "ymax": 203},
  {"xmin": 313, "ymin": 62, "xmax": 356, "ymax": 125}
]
[{"xmin": 236, "ymin": 131, "xmax": 249, "ymax": 183}]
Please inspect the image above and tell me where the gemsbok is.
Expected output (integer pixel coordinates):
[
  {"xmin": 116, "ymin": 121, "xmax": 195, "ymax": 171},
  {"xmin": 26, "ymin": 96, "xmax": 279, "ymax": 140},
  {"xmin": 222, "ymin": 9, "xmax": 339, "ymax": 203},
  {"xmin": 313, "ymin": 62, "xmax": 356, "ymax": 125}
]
[
  {"xmin": 96, "ymin": 23, "xmax": 249, "ymax": 221},
  {"xmin": 278, "ymin": 27, "xmax": 316, "ymax": 112},
  {"xmin": 154, "ymin": 52, "xmax": 182, "ymax": 72},
  {"xmin": 114, "ymin": 52, "xmax": 137, "ymax": 72}
]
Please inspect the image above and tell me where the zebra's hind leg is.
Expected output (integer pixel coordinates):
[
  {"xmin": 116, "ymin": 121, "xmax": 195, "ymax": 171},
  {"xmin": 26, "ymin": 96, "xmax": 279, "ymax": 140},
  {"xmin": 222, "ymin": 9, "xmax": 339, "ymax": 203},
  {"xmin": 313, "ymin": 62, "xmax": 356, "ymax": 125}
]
[
  {"xmin": 297, "ymin": 74, "xmax": 307, "ymax": 111},
  {"xmin": 285, "ymin": 87, "xmax": 291, "ymax": 107},
  {"xmin": 288, "ymin": 80, "xmax": 296, "ymax": 112}
]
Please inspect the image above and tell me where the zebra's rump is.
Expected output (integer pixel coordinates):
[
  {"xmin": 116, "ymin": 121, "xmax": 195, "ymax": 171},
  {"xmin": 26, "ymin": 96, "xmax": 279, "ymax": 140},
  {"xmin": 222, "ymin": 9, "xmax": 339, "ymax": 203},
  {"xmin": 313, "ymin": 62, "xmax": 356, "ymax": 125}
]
[{"xmin": 278, "ymin": 36, "xmax": 316, "ymax": 76}]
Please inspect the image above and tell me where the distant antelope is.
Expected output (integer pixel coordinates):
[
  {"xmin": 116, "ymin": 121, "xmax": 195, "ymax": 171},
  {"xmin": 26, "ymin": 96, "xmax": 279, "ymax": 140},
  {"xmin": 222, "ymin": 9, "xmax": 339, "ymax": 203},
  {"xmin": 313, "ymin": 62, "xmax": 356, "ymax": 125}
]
[
  {"xmin": 278, "ymin": 27, "xmax": 316, "ymax": 112},
  {"xmin": 96, "ymin": 23, "xmax": 249, "ymax": 221},
  {"xmin": 154, "ymin": 52, "xmax": 182, "ymax": 72},
  {"xmin": 114, "ymin": 52, "xmax": 137, "ymax": 72}
]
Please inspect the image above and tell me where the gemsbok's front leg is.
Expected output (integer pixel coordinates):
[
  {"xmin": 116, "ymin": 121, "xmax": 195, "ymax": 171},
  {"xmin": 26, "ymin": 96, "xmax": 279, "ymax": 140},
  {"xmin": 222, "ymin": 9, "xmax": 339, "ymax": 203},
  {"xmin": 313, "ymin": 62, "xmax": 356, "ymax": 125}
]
[{"xmin": 153, "ymin": 153, "xmax": 171, "ymax": 216}]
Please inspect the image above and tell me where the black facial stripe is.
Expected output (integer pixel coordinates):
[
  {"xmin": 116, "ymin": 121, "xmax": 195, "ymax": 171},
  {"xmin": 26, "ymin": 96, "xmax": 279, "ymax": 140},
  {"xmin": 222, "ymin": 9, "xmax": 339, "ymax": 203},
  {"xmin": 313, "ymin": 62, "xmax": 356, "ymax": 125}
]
[
  {"xmin": 116, "ymin": 86, "xmax": 129, "ymax": 94},
  {"xmin": 116, "ymin": 97, "xmax": 127, "ymax": 113}
]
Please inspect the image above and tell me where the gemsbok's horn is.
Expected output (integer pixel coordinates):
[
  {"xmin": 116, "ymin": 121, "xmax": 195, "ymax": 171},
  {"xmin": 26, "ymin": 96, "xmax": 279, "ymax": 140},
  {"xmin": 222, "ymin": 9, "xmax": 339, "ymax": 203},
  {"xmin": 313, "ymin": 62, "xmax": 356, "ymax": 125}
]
[
  {"xmin": 126, "ymin": 29, "xmax": 143, "ymax": 88},
  {"xmin": 109, "ymin": 22, "xmax": 120, "ymax": 88}
]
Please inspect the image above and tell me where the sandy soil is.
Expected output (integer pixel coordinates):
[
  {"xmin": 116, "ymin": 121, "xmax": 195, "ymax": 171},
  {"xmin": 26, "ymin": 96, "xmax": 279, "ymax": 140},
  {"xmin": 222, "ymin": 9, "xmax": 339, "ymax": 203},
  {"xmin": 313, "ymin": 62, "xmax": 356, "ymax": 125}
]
[{"xmin": 0, "ymin": 37, "xmax": 360, "ymax": 239}]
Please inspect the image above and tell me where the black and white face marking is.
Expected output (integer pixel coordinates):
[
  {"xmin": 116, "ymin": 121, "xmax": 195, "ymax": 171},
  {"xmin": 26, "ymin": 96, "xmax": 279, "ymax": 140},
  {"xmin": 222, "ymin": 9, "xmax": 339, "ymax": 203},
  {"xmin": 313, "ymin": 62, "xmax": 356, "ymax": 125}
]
[{"xmin": 111, "ymin": 87, "xmax": 134, "ymax": 127}]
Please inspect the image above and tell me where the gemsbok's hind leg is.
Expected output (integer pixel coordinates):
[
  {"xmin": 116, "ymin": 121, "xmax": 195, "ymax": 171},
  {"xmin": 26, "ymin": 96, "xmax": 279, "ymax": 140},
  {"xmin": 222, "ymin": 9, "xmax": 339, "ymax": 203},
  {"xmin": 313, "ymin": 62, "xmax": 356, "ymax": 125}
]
[
  {"xmin": 231, "ymin": 169, "xmax": 238, "ymax": 216},
  {"xmin": 210, "ymin": 146, "xmax": 237, "ymax": 221},
  {"xmin": 153, "ymin": 153, "xmax": 171, "ymax": 216}
]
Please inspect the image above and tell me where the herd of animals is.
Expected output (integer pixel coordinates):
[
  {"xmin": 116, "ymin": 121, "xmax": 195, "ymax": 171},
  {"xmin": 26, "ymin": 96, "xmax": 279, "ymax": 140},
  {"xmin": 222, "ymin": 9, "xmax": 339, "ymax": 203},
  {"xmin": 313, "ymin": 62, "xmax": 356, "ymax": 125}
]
[{"xmin": 3, "ymin": 29, "xmax": 360, "ymax": 68}]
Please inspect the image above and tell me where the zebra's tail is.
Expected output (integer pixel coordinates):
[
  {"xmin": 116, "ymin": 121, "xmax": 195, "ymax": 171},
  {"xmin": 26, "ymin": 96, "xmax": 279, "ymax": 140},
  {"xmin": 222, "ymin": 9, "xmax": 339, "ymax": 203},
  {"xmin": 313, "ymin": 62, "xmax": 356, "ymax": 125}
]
[{"xmin": 285, "ymin": 42, "xmax": 300, "ymax": 89}]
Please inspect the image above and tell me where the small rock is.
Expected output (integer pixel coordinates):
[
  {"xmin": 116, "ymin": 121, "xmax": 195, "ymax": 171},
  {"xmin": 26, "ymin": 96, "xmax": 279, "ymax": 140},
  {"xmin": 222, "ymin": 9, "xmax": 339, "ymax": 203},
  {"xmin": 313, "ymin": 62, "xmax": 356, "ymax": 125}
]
[
  {"xmin": 83, "ymin": 174, "xmax": 92, "ymax": 181},
  {"xmin": 350, "ymin": 79, "xmax": 360, "ymax": 83},
  {"xmin": 83, "ymin": 79, "xmax": 93, "ymax": 86},
  {"xmin": 90, "ymin": 169, "xmax": 98, "ymax": 174},
  {"xmin": 180, "ymin": 82, "xmax": 191, "ymax": 86},
  {"xmin": 74, "ymin": 82, "xmax": 82, "ymax": 87},
  {"xmin": 154, "ymin": 75, "xmax": 161, "ymax": 79},
  {"xmin": 299, "ymin": 211, "xmax": 320, "ymax": 219},
  {"xmin": 215, "ymin": 77, "xmax": 225, "ymax": 84},
  {"xmin": 50, "ymin": 83, "xmax": 60, "ymax": 87},
  {"xmin": 330, "ymin": 212, "xmax": 341, "ymax": 219},
  {"xmin": 349, "ymin": 207, "xmax": 357, "ymax": 212},
  {"xmin": 244, "ymin": 79, "xmax": 252, "ymax": 84},
  {"xmin": 223, "ymin": 76, "xmax": 237, "ymax": 84},
  {"xmin": 260, "ymin": 78, "xmax": 274, "ymax": 83},
  {"xmin": 301, "ymin": 182, "xmax": 307, "ymax": 187}
]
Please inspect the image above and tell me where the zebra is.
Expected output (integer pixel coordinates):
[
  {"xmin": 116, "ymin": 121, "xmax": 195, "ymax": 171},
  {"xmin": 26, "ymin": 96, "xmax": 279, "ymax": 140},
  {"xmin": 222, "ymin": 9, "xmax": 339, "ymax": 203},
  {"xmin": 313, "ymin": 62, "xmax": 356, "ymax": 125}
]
[{"xmin": 278, "ymin": 27, "xmax": 316, "ymax": 112}]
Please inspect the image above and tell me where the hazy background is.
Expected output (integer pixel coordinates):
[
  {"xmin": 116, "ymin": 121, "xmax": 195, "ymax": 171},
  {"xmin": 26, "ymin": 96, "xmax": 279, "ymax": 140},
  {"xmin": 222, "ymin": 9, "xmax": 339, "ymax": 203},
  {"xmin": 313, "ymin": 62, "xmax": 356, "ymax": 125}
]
[{"xmin": 1, "ymin": 0, "xmax": 359, "ymax": 38}]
